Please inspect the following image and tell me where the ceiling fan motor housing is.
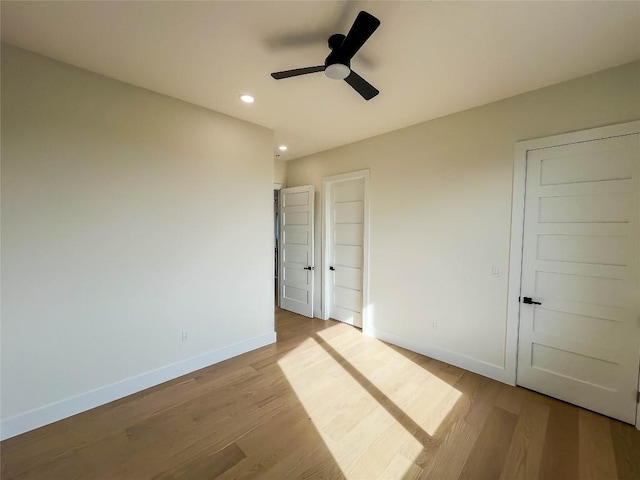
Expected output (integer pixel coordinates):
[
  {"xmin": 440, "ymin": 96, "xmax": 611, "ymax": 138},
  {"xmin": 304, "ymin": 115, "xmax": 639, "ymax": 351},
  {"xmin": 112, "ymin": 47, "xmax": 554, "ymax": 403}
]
[
  {"xmin": 325, "ymin": 34, "xmax": 350, "ymax": 79},
  {"xmin": 328, "ymin": 33, "xmax": 346, "ymax": 51}
]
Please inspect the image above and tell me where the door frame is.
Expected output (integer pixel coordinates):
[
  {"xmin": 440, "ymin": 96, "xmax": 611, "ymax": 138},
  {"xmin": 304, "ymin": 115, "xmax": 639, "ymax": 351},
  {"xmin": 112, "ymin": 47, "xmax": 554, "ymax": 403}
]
[
  {"xmin": 274, "ymin": 185, "xmax": 281, "ymax": 307},
  {"xmin": 321, "ymin": 169, "xmax": 371, "ymax": 332},
  {"xmin": 505, "ymin": 120, "xmax": 640, "ymax": 429}
]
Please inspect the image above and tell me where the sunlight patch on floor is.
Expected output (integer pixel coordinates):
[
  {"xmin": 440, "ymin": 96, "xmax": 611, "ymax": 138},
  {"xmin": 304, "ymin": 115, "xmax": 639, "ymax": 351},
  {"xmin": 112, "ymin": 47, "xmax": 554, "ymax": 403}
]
[
  {"xmin": 277, "ymin": 323, "xmax": 462, "ymax": 478},
  {"xmin": 314, "ymin": 324, "xmax": 462, "ymax": 436}
]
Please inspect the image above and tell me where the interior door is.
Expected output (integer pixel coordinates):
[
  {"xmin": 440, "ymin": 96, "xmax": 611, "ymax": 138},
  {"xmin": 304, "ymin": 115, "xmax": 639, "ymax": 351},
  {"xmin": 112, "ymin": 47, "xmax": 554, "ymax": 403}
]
[
  {"xmin": 328, "ymin": 178, "xmax": 365, "ymax": 327},
  {"xmin": 517, "ymin": 133, "xmax": 640, "ymax": 423},
  {"xmin": 279, "ymin": 186, "xmax": 314, "ymax": 318}
]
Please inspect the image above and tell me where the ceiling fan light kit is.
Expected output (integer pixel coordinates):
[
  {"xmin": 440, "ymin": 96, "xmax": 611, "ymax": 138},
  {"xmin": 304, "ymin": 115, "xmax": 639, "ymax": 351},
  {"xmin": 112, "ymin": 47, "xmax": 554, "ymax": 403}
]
[
  {"xmin": 270, "ymin": 11, "xmax": 381, "ymax": 100},
  {"xmin": 325, "ymin": 63, "xmax": 350, "ymax": 80}
]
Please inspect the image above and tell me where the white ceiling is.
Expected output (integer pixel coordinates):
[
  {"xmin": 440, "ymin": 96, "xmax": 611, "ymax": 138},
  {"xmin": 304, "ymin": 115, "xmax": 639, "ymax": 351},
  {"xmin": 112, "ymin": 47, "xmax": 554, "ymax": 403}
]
[{"xmin": 2, "ymin": 1, "xmax": 639, "ymax": 160}]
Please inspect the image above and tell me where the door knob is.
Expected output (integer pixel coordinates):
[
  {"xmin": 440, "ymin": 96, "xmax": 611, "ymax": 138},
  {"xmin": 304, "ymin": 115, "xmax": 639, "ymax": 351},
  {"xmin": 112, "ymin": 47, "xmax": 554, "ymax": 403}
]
[
  {"xmin": 521, "ymin": 296, "xmax": 542, "ymax": 305},
  {"xmin": 304, "ymin": 266, "xmax": 312, "ymax": 270},
  {"xmin": 329, "ymin": 266, "xmax": 335, "ymax": 271}
]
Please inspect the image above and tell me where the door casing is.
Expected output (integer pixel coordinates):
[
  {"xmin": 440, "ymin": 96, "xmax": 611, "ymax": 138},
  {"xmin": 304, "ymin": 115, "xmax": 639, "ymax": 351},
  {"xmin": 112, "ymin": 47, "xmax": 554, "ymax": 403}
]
[
  {"xmin": 506, "ymin": 120, "xmax": 640, "ymax": 429},
  {"xmin": 322, "ymin": 170, "xmax": 371, "ymax": 333}
]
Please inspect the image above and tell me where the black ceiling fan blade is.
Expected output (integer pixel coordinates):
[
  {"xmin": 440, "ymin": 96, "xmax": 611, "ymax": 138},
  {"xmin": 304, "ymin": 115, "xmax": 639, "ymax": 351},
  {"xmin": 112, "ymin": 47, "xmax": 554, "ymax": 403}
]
[
  {"xmin": 271, "ymin": 66, "xmax": 325, "ymax": 79},
  {"xmin": 338, "ymin": 11, "xmax": 380, "ymax": 62},
  {"xmin": 344, "ymin": 70, "xmax": 379, "ymax": 100}
]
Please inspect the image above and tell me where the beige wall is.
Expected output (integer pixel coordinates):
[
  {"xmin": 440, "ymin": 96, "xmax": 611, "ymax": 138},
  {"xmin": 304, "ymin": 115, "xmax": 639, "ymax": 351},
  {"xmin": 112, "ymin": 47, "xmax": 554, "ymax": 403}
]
[
  {"xmin": 274, "ymin": 159, "xmax": 287, "ymax": 187},
  {"xmin": 287, "ymin": 61, "xmax": 640, "ymax": 380},
  {"xmin": 1, "ymin": 45, "xmax": 275, "ymax": 425}
]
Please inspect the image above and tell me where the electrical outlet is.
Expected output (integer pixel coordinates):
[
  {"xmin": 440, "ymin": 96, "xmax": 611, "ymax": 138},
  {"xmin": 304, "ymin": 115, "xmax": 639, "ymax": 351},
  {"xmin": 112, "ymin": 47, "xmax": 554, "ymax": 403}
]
[
  {"xmin": 492, "ymin": 266, "xmax": 501, "ymax": 277},
  {"xmin": 181, "ymin": 330, "xmax": 190, "ymax": 342},
  {"xmin": 432, "ymin": 319, "xmax": 440, "ymax": 329}
]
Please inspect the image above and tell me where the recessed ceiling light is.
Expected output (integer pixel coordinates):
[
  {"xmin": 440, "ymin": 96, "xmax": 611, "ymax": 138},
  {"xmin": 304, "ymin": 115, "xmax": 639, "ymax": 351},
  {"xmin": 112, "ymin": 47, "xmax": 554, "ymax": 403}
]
[
  {"xmin": 239, "ymin": 94, "xmax": 255, "ymax": 104},
  {"xmin": 278, "ymin": 145, "xmax": 288, "ymax": 152}
]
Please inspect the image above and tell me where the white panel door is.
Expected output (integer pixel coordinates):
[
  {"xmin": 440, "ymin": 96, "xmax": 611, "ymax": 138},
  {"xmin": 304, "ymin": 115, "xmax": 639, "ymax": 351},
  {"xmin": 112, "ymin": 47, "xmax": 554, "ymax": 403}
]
[
  {"xmin": 328, "ymin": 178, "xmax": 364, "ymax": 327},
  {"xmin": 280, "ymin": 186, "xmax": 314, "ymax": 317},
  {"xmin": 517, "ymin": 133, "xmax": 640, "ymax": 423}
]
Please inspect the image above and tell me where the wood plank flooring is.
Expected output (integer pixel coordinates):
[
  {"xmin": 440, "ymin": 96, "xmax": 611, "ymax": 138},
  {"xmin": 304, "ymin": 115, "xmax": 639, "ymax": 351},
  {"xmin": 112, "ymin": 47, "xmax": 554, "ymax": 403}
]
[{"xmin": 2, "ymin": 308, "xmax": 639, "ymax": 479}]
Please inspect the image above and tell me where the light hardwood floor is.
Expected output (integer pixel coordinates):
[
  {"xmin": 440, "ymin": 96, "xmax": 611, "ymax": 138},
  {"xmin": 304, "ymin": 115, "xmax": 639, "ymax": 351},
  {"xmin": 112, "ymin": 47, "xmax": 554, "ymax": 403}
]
[{"xmin": 2, "ymin": 308, "xmax": 639, "ymax": 479}]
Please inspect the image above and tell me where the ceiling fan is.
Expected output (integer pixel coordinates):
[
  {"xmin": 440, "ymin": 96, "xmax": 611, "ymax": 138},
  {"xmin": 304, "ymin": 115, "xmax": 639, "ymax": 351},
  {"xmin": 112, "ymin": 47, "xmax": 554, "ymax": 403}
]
[{"xmin": 270, "ymin": 11, "xmax": 381, "ymax": 101}]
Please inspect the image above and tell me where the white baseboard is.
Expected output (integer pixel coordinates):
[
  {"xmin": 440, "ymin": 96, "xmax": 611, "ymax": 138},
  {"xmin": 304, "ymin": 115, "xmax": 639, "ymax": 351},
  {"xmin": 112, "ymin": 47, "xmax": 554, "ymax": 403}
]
[
  {"xmin": 0, "ymin": 331, "xmax": 277, "ymax": 441},
  {"xmin": 365, "ymin": 326, "xmax": 513, "ymax": 386}
]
